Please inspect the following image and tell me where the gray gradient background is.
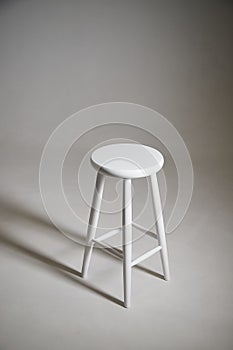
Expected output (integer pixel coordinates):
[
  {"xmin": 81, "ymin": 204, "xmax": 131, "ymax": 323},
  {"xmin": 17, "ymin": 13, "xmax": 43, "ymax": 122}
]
[{"xmin": 0, "ymin": 0, "xmax": 233, "ymax": 349}]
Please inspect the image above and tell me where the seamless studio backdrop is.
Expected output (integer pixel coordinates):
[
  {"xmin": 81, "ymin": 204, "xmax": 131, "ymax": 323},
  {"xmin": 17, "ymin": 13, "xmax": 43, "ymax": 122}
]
[{"xmin": 0, "ymin": 1, "xmax": 233, "ymax": 350}]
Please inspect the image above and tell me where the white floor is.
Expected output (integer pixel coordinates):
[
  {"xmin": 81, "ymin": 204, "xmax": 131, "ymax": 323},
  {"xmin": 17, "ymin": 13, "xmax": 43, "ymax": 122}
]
[{"xmin": 0, "ymin": 159, "xmax": 232, "ymax": 350}]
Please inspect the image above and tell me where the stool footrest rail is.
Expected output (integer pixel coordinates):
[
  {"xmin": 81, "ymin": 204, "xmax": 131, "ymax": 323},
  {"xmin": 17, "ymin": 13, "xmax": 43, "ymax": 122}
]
[{"xmin": 131, "ymin": 246, "xmax": 162, "ymax": 267}]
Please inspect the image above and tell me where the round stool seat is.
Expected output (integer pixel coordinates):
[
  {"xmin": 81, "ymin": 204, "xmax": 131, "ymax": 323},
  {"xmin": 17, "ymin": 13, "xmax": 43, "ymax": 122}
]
[{"xmin": 91, "ymin": 143, "xmax": 164, "ymax": 179}]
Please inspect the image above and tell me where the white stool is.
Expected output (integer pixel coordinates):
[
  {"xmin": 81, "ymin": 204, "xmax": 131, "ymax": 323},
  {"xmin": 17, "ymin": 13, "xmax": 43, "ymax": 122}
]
[{"xmin": 81, "ymin": 143, "xmax": 170, "ymax": 308}]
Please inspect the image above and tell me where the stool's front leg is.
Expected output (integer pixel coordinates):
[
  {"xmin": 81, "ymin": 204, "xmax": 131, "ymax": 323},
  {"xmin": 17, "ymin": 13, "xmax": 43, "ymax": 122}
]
[
  {"xmin": 122, "ymin": 179, "xmax": 132, "ymax": 308},
  {"xmin": 150, "ymin": 173, "xmax": 170, "ymax": 281},
  {"xmin": 82, "ymin": 172, "xmax": 105, "ymax": 278}
]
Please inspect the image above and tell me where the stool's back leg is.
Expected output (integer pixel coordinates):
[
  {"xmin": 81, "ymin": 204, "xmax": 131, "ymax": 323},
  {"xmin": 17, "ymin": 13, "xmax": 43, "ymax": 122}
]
[
  {"xmin": 150, "ymin": 173, "xmax": 170, "ymax": 281},
  {"xmin": 82, "ymin": 172, "xmax": 105, "ymax": 278},
  {"xmin": 122, "ymin": 179, "xmax": 132, "ymax": 308}
]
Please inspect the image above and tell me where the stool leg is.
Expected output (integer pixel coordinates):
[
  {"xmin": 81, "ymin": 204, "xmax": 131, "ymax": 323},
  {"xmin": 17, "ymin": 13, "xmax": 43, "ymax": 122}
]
[
  {"xmin": 122, "ymin": 179, "xmax": 132, "ymax": 308},
  {"xmin": 82, "ymin": 172, "xmax": 105, "ymax": 278},
  {"xmin": 150, "ymin": 173, "xmax": 170, "ymax": 281}
]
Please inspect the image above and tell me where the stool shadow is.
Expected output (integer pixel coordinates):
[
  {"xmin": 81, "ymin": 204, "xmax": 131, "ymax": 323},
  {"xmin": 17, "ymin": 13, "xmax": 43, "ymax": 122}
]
[
  {"xmin": 134, "ymin": 264, "xmax": 165, "ymax": 280},
  {"xmin": 0, "ymin": 232, "xmax": 124, "ymax": 307},
  {"xmin": 0, "ymin": 196, "xmax": 85, "ymax": 243},
  {"xmin": 0, "ymin": 196, "xmax": 163, "ymax": 306},
  {"xmin": 94, "ymin": 248, "xmax": 165, "ymax": 280},
  {"xmin": 0, "ymin": 196, "xmax": 124, "ymax": 307}
]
